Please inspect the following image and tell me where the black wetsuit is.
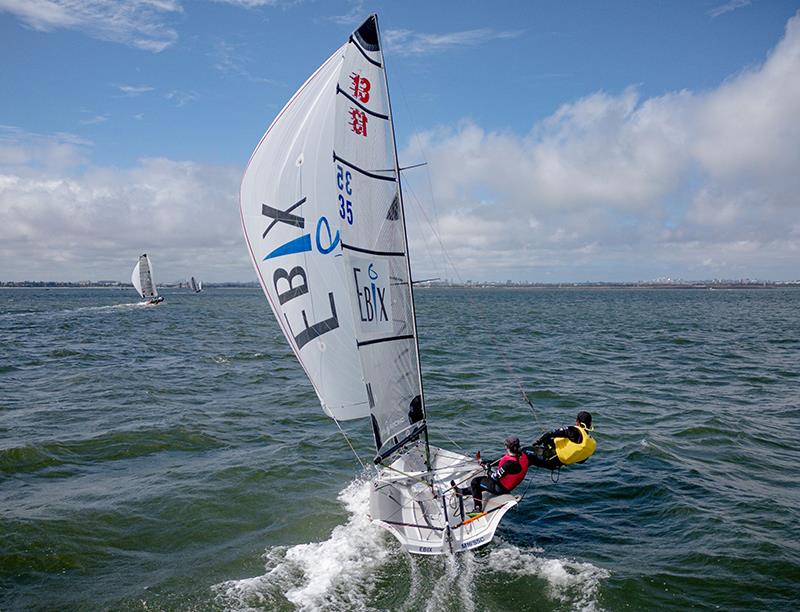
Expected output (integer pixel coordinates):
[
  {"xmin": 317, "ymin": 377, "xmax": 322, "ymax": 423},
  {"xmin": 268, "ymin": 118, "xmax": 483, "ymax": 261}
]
[
  {"xmin": 522, "ymin": 426, "xmax": 584, "ymax": 470},
  {"xmin": 462, "ymin": 456, "xmax": 524, "ymax": 511}
]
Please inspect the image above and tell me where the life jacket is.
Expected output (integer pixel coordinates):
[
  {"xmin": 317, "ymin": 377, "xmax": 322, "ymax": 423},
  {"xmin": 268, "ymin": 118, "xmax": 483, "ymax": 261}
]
[
  {"xmin": 554, "ymin": 425, "xmax": 596, "ymax": 465},
  {"xmin": 497, "ymin": 452, "xmax": 529, "ymax": 491}
]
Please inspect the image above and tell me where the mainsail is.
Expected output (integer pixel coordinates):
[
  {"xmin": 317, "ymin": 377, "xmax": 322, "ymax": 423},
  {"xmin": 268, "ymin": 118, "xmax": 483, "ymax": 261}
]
[
  {"xmin": 190, "ymin": 276, "xmax": 199, "ymax": 292},
  {"xmin": 334, "ymin": 17, "xmax": 426, "ymax": 461},
  {"xmin": 132, "ymin": 254, "xmax": 159, "ymax": 299},
  {"xmin": 241, "ymin": 14, "xmax": 517, "ymax": 555}
]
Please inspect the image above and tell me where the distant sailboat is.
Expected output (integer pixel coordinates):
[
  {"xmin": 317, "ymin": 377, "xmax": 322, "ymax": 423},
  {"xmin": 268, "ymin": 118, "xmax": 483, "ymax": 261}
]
[
  {"xmin": 131, "ymin": 254, "xmax": 164, "ymax": 305},
  {"xmin": 240, "ymin": 14, "xmax": 517, "ymax": 555},
  {"xmin": 190, "ymin": 276, "xmax": 202, "ymax": 293}
]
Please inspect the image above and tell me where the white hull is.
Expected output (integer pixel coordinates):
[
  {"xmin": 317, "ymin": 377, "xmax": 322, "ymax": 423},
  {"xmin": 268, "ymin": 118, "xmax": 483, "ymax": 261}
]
[
  {"xmin": 139, "ymin": 297, "xmax": 164, "ymax": 306},
  {"xmin": 370, "ymin": 444, "xmax": 518, "ymax": 555}
]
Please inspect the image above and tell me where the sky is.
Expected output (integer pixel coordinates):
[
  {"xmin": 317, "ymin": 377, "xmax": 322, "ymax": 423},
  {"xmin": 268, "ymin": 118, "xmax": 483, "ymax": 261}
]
[{"xmin": 1, "ymin": 0, "xmax": 799, "ymax": 283}]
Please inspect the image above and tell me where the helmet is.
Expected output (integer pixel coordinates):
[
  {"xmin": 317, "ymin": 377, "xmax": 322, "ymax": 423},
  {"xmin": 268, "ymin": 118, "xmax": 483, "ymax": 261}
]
[
  {"xmin": 577, "ymin": 411, "xmax": 592, "ymax": 428},
  {"xmin": 504, "ymin": 435, "xmax": 521, "ymax": 453}
]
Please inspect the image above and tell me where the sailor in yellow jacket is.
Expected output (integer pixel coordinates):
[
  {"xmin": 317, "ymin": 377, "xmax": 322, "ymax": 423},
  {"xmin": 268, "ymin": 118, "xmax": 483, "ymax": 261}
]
[{"xmin": 522, "ymin": 411, "xmax": 597, "ymax": 471}]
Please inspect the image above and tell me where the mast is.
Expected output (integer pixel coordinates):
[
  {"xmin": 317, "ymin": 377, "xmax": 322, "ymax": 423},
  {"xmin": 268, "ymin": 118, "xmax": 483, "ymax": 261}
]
[{"xmin": 373, "ymin": 14, "xmax": 432, "ymax": 469}]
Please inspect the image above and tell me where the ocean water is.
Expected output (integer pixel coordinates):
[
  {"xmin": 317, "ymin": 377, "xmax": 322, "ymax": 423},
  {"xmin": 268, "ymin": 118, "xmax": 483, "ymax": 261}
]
[{"xmin": 1, "ymin": 286, "xmax": 799, "ymax": 611}]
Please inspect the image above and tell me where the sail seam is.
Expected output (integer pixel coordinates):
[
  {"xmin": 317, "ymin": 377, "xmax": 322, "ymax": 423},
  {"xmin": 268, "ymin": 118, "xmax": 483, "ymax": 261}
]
[
  {"xmin": 341, "ymin": 242, "xmax": 405, "ymax": 257},
  {"xmin": 333, "ymin": 153, "xmax": 396, "ymax": 182},
  {"xmin": 336, "ymin": 84, "xmax": 389, "ymax": 119},
  {"xmin": 349, "ymin": 35, "xmax": 383, "ymax": 67},
  {"xmin": 357, "ymin": 333, "xmax": 414, "ymax": 347}
]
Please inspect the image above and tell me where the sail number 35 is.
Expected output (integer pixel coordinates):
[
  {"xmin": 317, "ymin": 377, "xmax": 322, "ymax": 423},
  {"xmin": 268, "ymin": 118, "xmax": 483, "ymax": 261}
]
[{"xmin": 336, "ymin": 164, "xmax": 354, "ymax": 225}]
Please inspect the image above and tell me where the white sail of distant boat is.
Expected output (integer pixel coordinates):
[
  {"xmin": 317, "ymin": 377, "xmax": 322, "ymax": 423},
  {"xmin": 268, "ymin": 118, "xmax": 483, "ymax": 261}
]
[
  {"xmin": 240, "ymin": 14, "xmax": 517, "ymax": 555},
  {"xmin": 190, "ymin": 276, "xmax": 201, "ymax": 293},
  {"xmin": 131, "ymin": 254, "xmax": 164, "ymax": 304},
  {"xmin": 197, "ymin": 280, "xmax": 203, "ymax": 292}
]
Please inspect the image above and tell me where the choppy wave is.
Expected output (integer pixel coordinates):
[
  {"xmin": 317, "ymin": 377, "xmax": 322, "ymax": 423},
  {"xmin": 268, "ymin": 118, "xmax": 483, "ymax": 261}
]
[
  {"xmin": 485, "ymin": 542, "xmax": 609, "ymax": 611},
  {"xmin": 3, "ymin": 286, "xmax": 800, "ymax": 610}
]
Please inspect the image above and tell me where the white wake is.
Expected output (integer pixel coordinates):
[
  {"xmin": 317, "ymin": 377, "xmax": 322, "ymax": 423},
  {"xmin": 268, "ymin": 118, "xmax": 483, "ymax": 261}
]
[{"xmin": 214, "ymin": 479, "xmax": 609, "ymax": 611}]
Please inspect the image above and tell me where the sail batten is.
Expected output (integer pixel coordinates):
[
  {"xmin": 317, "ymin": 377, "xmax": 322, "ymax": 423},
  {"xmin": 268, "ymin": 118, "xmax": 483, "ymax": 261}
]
[
  {"xmin": 336, "ymin": 85, "xmax": 389, "ymax": 119},
  {"xmin": 333, "ymin": 153, "xmax": 397, "ymax": 182},
  {"xmin": 341, "ymin": 242, "xmax": 405, "ymax": 257}
]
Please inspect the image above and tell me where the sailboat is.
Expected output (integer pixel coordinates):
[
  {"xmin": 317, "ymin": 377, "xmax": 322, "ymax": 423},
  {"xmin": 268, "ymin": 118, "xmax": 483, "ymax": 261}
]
[
  {"xmin": 190, "ymin": 276, "xmax": 202, "ymax": 293},
  {"xmin": 131, "ymin": 254, "xmax": 164, "ymax": 305},
  {"xmin": 240, "ymin": 15, "xmax": 518, "ymax": 555}
]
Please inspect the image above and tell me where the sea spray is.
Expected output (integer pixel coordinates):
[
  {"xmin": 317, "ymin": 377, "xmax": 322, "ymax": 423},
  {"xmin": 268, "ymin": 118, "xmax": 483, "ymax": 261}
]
[
  {"xmin": 485, "ymin": 539, "xmax": 609, "ymax": 611},
  {"xmin": 214, "ymin": 478, "xmax": 393, "ymax": 611}
]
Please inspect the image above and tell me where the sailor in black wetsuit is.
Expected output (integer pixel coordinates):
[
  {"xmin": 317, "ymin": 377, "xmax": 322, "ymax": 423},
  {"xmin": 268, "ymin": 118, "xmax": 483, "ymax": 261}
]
[
  {"xmin": 461, "ymin": 436, "xmax": 529, "ymax": 513},
  {"xmin": 522, "ymin": 411, "xmax": 597, "ymax": 470}
]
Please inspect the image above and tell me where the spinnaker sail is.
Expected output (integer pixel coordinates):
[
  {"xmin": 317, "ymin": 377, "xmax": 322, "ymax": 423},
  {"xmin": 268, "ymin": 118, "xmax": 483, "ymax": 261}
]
[{"xmin": 240, "ymin": 14, "xmax": 517, "ymax": 555}]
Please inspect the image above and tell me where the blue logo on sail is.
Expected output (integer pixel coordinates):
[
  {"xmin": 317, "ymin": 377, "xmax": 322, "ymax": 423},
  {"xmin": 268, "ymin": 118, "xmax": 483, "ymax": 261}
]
[{"xmin": 264, "ymin": 216, "xmax": 340, "ymax": 260}]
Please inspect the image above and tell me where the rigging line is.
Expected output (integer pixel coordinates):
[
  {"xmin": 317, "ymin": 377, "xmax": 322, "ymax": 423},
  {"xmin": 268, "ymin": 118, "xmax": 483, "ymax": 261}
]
[
  {"xmin": 403, "ymin": 181, "xmax": 465, "ymax": 284},
  {"xmin": 498, "ymin": 345, "xmax": 539, "ymax": 427},
  {"xmin": 439, "ymin": 430, "xmax": 464, "ymax": 451},
  {"xmin": 394, "ymin": 77, "xmax": 442, "ymax": 236},
  {"xmin": 516, "ymin": 475, "xmax": 534, "ymax": 503},
  {"xmin": 379, "ymin": 462, "xmax": 434, "ymax": 489},
  {"xmin": 332, "ymin": 416, "xmax": 367, "ymax": 471},
  {"xmin": 390, "ymin": 79, "xmax": 456, "ymax": 285},
  {"xmin": 449, "ymin": 457, "xmax": 501, "ymax": 489},
  {"xmin": 404, "ymin": 191, "xmax": 441, "ymax": 286},
  {"xmin": 373, "ymin": 161, "xmax": 428, "ymax": 173}
]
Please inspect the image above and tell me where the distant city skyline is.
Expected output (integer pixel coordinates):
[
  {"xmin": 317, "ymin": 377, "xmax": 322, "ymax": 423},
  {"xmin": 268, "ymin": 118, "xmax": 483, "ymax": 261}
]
[{"xmin": 2, "ymin": 1, "xmax": 800, "ymax": 282}]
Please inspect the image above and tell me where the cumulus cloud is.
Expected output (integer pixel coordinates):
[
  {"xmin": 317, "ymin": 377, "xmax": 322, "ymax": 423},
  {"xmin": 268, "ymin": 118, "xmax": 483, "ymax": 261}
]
[
  {"xmin": 0, "ymin": 0, "xmax": 181, "ymax": 52},
  {"xmin": 400, "ymin": 13, "xmax": 800, "ymax": 281},
  {"xmin": 3, "ymin": 14, "xmax": 800, "ymax": 283},
  {"xmin": 0, "ymin": 128, "xmax": 244, "ymax": 281}
]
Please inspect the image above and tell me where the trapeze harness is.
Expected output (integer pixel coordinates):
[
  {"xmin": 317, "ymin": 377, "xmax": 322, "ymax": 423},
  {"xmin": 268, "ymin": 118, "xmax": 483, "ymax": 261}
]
[{"xmin": 553, "ymin": 424, "xmax": 597, "ymax": 465}]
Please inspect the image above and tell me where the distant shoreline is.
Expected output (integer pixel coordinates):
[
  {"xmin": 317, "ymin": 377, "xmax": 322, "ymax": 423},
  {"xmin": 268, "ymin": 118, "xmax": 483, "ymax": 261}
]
[{"xmin": 2, "ymin": 281, "xmax": 799, "ymax": 290}]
